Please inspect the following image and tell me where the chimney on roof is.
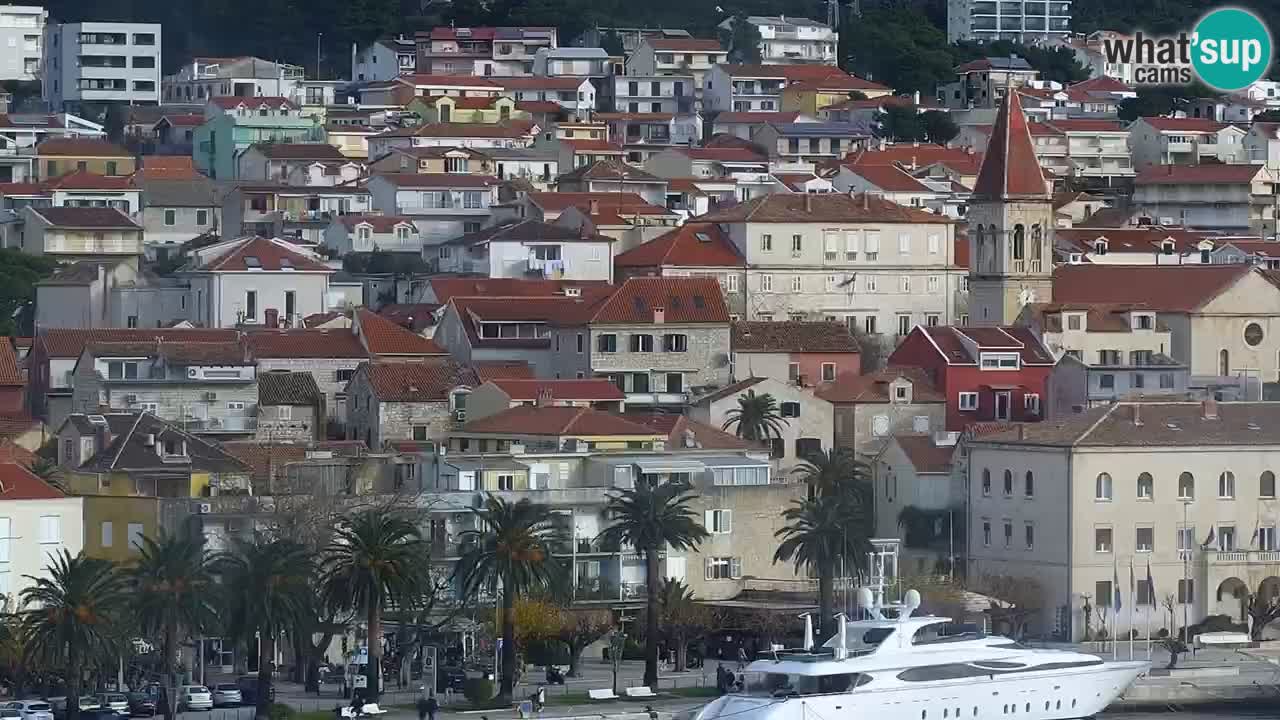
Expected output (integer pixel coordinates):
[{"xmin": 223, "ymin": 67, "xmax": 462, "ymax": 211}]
[
  {"xmin": 804, "ymin": 193, "xmax": 812, "ymax": 212},
  {"xmin": 878, "ymin": 137, "xmax": 886, "ymax": 151},
  {"xmin": 653, "ymin": 306, "xmax": 665, "ymax": 324},
  {"xmin": 536, "ymin": 387, "xmax": 554, "ymax": 407},
  {"xmin": 1131, "ymin": 403, "xmax": 1143, "ymax": 426},
  {"xmin": 589, "ymin": 198, "xmax": 600, "ymax": 215},
  {"xmin": 910, "ymin": 155, "xmax": 917, "ymax": 170},
  {"xmin": 1202, "ymin": 398, "xmax": 1219, "ymax": 420}
]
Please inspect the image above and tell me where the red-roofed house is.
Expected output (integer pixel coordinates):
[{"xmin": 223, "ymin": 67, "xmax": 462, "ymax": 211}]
[
  {"xmin": 367, "ymin": 173, "xmax": 500, "ymax": 244},
  {"xmin": 0, "ymin": 339, "xmax": 24, "ymax": 415},
  {"xmin": 22, "ymin": 206, "xmax": 144, "ymax": 267},
  {"xmin": 180, "ymin": 236, "xmax": 336, "ymax": 328},
  {"xmin": 352, "ymin": 308, "xmax": 447, "ymax": 359},
  {"xmin": 829, "ymin": 161, "xmax": 951, "ymax": 211},
  {"xmin": 1133, "ymin": 164, "xmax": 1277, "ymax": 231},
  {"xmin": 0, "ymin": 457, "xmax": 87, "ymax": 602},
  {"xmin": 345, "ymin": 360, "xmax": 479, "ymax": 447},
  {"xmin": 873, "ymin": 432, "xmax": 961, "ymax": 573},
  {"xmin": 887, "ymin": 325, "xmax": 1057, "ymax": 430},
  {"xmin": 629, "ymin": 38, "xmax": 727, "ymax": 95},
  {"xmin": 614, "ymin": 223, "xmax": 745, "ymax": 305},
  {"xmin": 467, "ymin": 378, "xmax": 626, "ymax": 420},
  {"xmin": 550, "ymin": 278, "xmax": 732, "ymax": 408},
  {"xmin": 1128, "ymin": 117, "xmax": 1248, "ymax": 168}
]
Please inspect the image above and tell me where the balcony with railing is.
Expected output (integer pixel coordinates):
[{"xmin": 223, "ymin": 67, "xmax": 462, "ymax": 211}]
[
  {"xmin": 185, "ymin": 415, "xmax": 258, "ymax": 433},
  {"xmin": 1209, "ymin": 550, "xmax": 1280, "ymax": 565}
]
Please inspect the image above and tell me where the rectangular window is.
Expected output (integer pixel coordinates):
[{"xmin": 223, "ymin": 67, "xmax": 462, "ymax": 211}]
[
  {"xmin": 1218, "ymin": 524, "xmax": 1237, "ymax": 551},
  {"xmin": 791, "ymin": 275, "xmax": 802, "ymax": 293},
  {"xmin": 1003, "ymin": 520, "xmax": 1013, "ymax": 548},
  {"xmin": 900, "ymin": 276, "xmax": 911, "ymax": 293},
  {"xmin": 726, "ymin": 274, "xmax": 738, "ymax": 292},
  {"xmin": 413, "ymin": 426, "xmax": 428, "ymax": 441},
  {"xmin": 897, "ymin": 314, "xmax": 911, "ymax": 337},
  {"xmin": 982, "ymin": 520, "xmax": 991, "ymax": 547},
  {"xmin": 1095, "ymin": 526, "xmax": 1113, "ymax": 553},
  {"xmin": 244, "ymin": 290, "xmax": 257, "ymax": 320},
  {"xmin": 760, "ymin": 234, "xmax": 772, "ymax": 252},
  {"xmin": 1160, "ymin": 373, "xmax": 1175, "ymax": 389},
  {"xmin": 1024, "ymin": 522, "xmax": 1034, "ymax": 550},
  {"xmin": 927, "ymin": 276, "xmax": 940, "ymax": 293},
  {"xmin": 865, "ymin": 231, "xmax": 880, "ymax": 259},
  {"xmin": 164, "ymin": 209, "xmax": 176, "ymax": 226},
  {"xmin": 760, "ymin": 274, "xmax": 773, "ymax": 292},
  {"xmin": 1096, "ymin": 581, "xmax": 1113, "ymax": 610},
  {"xmin": 958, "ymin": 392, "xmax": 978, "ymax": 411},
  {"xmin": 706, "ymin": 509, "xmax": 732, "ymax": 534},
  {"xmin": 576, "ymin": 333, "xmax": 584, "ymax": 354},
  {"xmin": 927, "ymin": 233, "xmax": 940, "ymax": 254},
  {"xmin": 0, "ymin": 518, "xmax": 9, "ymax": 562},
  {"xmin": 780, "ymin": 402, "xmax": 801, "ymax": 418},
  {"xmin": 662, "ymin": 334, "xmax": 687, "ymax": 352},
  {"xmin": 844, "ymin": 230, "xmax": 859, "ymax": 260},
  {"xmin": 821, "ymin": 363, "xmax": 836, "ymax": 382},
  {"xmin": 1024, "ymin": 393, "xmax": 1041, "ymax": 416},
  {"xmin": 791, "ymin": 234, "xmax": 802, "ymax": 255},
  {"xmin": 629, "ymin": 334, "xmax": 654, "ymax": 352},
  {"xmin": 1136, "ymin": 526, "xmax": 1154, "ymax": 552},
  {"xmin": 898, "ymin": 232, "xmax": 910, "ymax": 254},
  {"xmin": 197, "ymin": 209, "xmax": 208, "ymax": 225},
  {"xmin": 1137, "ymin": 578, "xmax": 1155, "ymax": 606},
  {"xmin": 597, "ymin": 334, "xmax": 617, "ymax": 353},
  {"xmin": 1177, "ymin": 525, "xmax": 1196, "ymax": 554},
  {"xmin": 1260, "ymin": 525, "xmax": 1278, "ymax": 552},
  {"xmin": 1178, "ymin": 578, "xmax": 1195, "ymax": 604},
  {"xmin": 126, "ymin": 523, "xmax": 144, "ymax": 552},
  {"xmin": 979, "ymin": 353, "xmax": 1020, "ymax": 370},
  {"xmin": 101, "ymin": 521, "xmax": 113, "ymax": 548},
  {"xmin": 705, "ymin": 556, "xmax": 741, "ymax": 580},
  {"xmin": 39, "ymin": 515, "xmax": 61, "ymax": 544},
  {"xmin": 864, "ymin": 316, "xmax": 877, "ymax": 335}
]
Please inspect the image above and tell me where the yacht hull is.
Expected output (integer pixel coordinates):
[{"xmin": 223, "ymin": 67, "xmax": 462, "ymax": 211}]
[{"xmin": 698, "ymin": 661, "xmax": 1148, "ymax": 720}]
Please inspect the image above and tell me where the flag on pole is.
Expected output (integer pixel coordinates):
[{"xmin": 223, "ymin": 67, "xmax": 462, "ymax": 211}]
[
  {"xmin": 1204, "ymin": 527, "xmax": 1216, "ymax": 549},
  {"xmin": 1129, "ymin": 558, "xmax": 1136, "ymax": 660},
  {"xmin": 1146, "ymin": 558, "xmax": 1155, "ymax": 659},
  {"xmin": 1112, "ymin": 557, "xmax": 1120, "ymax": 660},
  {"xmin": 1113, "ymin": 561, "xmax": 1122, "ymax": 611}
]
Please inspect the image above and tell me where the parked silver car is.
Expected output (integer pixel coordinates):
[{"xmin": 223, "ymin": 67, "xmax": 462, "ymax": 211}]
[
  {"xmin": 96, "ymin": 696, "xmax": 128, "ymax": 715},
  {"xmin": 211, "ymin": 685, "xmax": 241, "ymax": 708},
  {"xmin": 5, "ymin": 701, "xmax": 54, "ymax": 720}
]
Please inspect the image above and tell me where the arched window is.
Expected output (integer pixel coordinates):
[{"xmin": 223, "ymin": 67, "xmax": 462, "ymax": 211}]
[
  {"xmin": 1012, "ymin": 224, "xmax": 1026, "ymax": 261},
  {"xmin": 1220, "ymin": 349, "xmax": 1231, "ymax": 376},
  {"xmin": 1003, "ymin": 469, "xmax": 1013, "ymax": 496},
  {"xmin": 1024, "ymin": 470, "xmax": 1034, "ymax": 498},
  {"xmin": 975, "ymin": 225, "xmax": 987, "ymax": 272},
  {"xmin": 1095, "ymin": 472, "xmax": 1113, "ymax": 500},
  {"xmin": 1262, "ymin": 471, "xmax": 1276, "ymax": 498},
  {"xmin": 1030, "ymin": 224, "xmax": 1043, "ymax": 262},
  {"xmin": 1178, "ymin": 472, "xmax": 1195, "ymax": 500},
  {"xmin": 982, "ymin": 469, "xmax": 991, "ymax": 496},
  {"xmin": 1219, "ymin": 471, "xmax": 1236, "ymax": 499},
  {"xmin": 1137, "ymin": 472, "xmax": 1154, "ymax": 500}
]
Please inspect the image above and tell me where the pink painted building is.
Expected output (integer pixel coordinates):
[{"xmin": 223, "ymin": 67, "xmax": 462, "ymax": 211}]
[{"xmin": 731, "ymin": 321, "xmax": 861, "ymax": 386}]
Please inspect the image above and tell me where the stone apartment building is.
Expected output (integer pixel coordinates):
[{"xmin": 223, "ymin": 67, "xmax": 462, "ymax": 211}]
[
  {"xmin": 345, "ymin": 361, "xmax": 478, "ymax": 448},
  {"xmin": 819, "ymin": 367, "xmax": 948, "ymax": 457},
  {"xmin": 548, "ymin": 278, "xmax": 732, "ymax": 408},
  {"xmin": 691, "ymin": 375, "xmax": 832, "ymax": 475}
]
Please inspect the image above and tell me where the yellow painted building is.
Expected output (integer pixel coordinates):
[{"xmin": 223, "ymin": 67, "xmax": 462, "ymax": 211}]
[
  {"xmin": 782, "ymin": 81, "xmax": 893, "ymax": 115},
  {"xmin": 407, "ymin": 95, "xmax": 523, "ymax": 125},
  {"xmin": 81, "ymin": 495, "xmax": 160, "ymax": 564}
]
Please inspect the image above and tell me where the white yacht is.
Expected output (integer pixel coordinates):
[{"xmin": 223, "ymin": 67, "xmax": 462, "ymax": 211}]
[{"xmin": 692, "ymin": 590, "xmax": 1147, "ymax": 720}]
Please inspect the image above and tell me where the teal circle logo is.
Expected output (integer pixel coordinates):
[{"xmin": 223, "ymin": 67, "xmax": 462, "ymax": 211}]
[{"xmin": 1192, "ymin": 7, "xmax": 1272, "ymax": 91}]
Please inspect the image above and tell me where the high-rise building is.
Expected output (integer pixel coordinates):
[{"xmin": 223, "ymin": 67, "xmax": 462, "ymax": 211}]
[
  {"xmin": 947, "ymin": 0, "xmax": 1071, "ymax": 44},
  {"xmin": 0, "ymin": 6, "xmax": 45, "ymax": 82},
  {"xmin": 42, "ymin": 21, "xmax": 161, "ymax": 111}
]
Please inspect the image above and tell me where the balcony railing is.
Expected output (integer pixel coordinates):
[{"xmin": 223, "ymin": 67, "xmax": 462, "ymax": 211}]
[
  {"xmin": 1210, "ymin": 550, "xmax": 1280, "ymax": 564},
  {"xmin": 186, "ymin": 416, "xmax": 257, "ymax": 433}
]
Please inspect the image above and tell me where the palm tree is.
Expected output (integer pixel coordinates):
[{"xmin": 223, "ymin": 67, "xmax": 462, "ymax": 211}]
[
  {"xmin": 792, "ymin": 447, "xmax": 872, "ymax": 498},
  {"xmin": 319, "ymin": 508, "xmax": 429, "ymax": 700},
  {"xmin": 20, "ymin": 551, "xmax": 128, "ymax": 720},
  {"xmin": 457, "ymin": 496, "xmax": 562, "ymax": 704},
  {"xmin": 130, "ymin": 533, "xmax": 216, "ymax": 720},
  {"xmin": 215, "ymin": 536, "xmax": 312, "ymax": 720},
  {"xmin": 600, "ymin": 480, "xmax": 708, "ymax": 688},
  {"xmin": 720, "ymin": 390, "xmax": 787, "ymax": 443},
  {"xmin": 774, "ymin": 494, "xmax": 871, "ymax": 638}
]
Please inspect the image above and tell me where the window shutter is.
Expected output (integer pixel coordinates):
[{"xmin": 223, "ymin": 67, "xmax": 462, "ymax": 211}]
[
  {"xmin": 845, "ymin": 231, "xmax": 859, "ymax": 253},
  {"xmin": 723, "ymin": 510, "xmax": 732, "ymax": 534},
  {"xmin": 704, "ymin": 557, "xmax": 713, "ymax": 581},
  {"xmin": 866, "ymin": 231, "xmax": 881, "ymax": 253},
  {"xmin": 730, "ymin": 557, "xmax": 743, "ymax": 578},
  {"xmin": 704, "ymin": 510, "xmax": 714, "ymax": 529},
  {"xmin": 928, "ymin": 233, "xmax": 940, "ymax": 254}
]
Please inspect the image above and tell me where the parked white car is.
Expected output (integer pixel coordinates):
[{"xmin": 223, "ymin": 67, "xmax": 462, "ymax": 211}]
[
  {"xmin": 96, "ymin": 696, "xmax": 128, "ymax": 715},
  {"xmin": 5, "ymin": 701, "xmax": 54, "ymax": 720},
  {"xmin": 179, "ymin": 687, "xmax": 212, "ymax": 712},
  {"xmin": 211, "ymin": 685, "xmax": 241, "ymax": 708}
]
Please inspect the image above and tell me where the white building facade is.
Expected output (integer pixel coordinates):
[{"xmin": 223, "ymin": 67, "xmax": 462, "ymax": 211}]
[{"xmin": 43, "ymin": 21, "xmax": 162, "ymax": 110}]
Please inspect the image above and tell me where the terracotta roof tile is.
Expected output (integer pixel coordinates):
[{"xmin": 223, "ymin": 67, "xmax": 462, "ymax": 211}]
[
  {"xmin": 895, "ymin": 435, "xmax": 954, "ymax": 473},
  {"xmin": 494, "ymin": 76, "xmax": 589, "ymax": 90},
  {"xmin": 356, "ymin": 308, "xmax": 447, "ymax": 356},
  {"xmin": 37, "ymin": 328, "xmax": 237, "ymax": 358},
  {"xmin": 1140, "ymin": 117, "xmax": 1229, "ymax": 132},
  {"xmin": 338, "ymin": 214, "xmax": 418, "ymax": 233},
  {"xmin": 843, "ymin": 162, "xmax": 932, "ymax": 192},
  {"xmin": 973, "ymin": 92, "xmax": 1048, "ymax": 200},
  {"xmin": 209, "ymin": 96, "xmax": 297, "ymax": 110},
  {"xmin": 378, "ymin": 303, "xmax": 440, "ymax": 332},
  {"xmin": 474, "ymin": 360, "xmax": 536, "ymax": 381},
  {"xmin": 892, "ymin": 326, "xmax": 1055, "ymax": 366},
  {"xmin": 1135, "ymin": 164, "xmax": 1265, "ymax": 185},
  {"xmin": 622, "ymin": 412, "xmax": 758, "ymax": 450},
  {"xmin": 968, "ymin": 402, "xmax": 1280, "ymax": 447},
  {"xmin": 528, "ymin": 192, "xmax": 671, "ymax": 216},
  {"xmin": 817, "ymin": 367, "xmax": 945, "ymax": 403},
  {"xmin": 396, "ymin": 74, "xmax": 501, "ymax": 88},
  {"xmin": 848, "ymin": 145, "xmax": 982, "ymax": 175},
  {"xmin": 647, "ymin": 38, "xmax": 725, "ymax": 51},
  {"xmin": 0, "ymin": 340, "xmax": 20, "ymax": 385},
  {"xmin": 459, "ymin": 405, "xmax": 661, "ymax": 436},
  {"xmin": 614, "ymin": 223, "xmax": 744, "ymax": 269},
  {"xmin": 32, "ymin": 206, "xmax": 140, "ymax": 229},
  {"xmin": 429, "ymin": 277, "xmax": 612, "ymax": 304},
  {"xmin": 733, "ymin": 321, "xmax": 860, "ymax": 353},
  {"xmin": 678, "ymin": 147, "xmax": 767, "ymax": 163},
  {"xmin": 221, "ymin": 440, "xmax": 367, "ymax": 484},
  {"xmin": 1051, "ymin": 263, "xmax": 1251, "ymax": 312},
  {"xmin": 246, "ymin": 329, "xmax": 369, "ymax": 359},
  {"xmin": 0, "ymin": 462, "xmax": 64, "ymax": 499},
  {"xmin": 201, "ymin": 236, "xmax": 331, "ymax": 272},
  {"xmin": 375, "ymin": 122, "xmax": 531, "ymax": 139},
  {"xmin": 37, "ymin": 138, "xmax": 131, "ymax": 157},
  {"xmin": 587, "ymin": 277, "xmax": 729, "ymax": 324},
  {"xmin": 363, "ymin": 361, "xmax": 478, "ymax": 402},
  {"xmin": 250, "ymin": 143, "xmax": 348, "ymax": 160},
  {"xmin": 697, "ymin": 192, "xmax": 952, "ymax": 224},
  {"xmin": 557, "ymin": 159, "xmax": 661, "ymax": 183}
]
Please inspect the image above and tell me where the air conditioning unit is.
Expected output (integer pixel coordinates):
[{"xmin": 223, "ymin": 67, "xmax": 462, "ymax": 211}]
[
  {"xmin": 196, "ymin": 502, "xmax": 212, "ymax": 514},
  {"xmin": 187, "ymin": 368, "xmax": 199, "ymax": 378},
  {"xmin": 203, "ymin": 391, "xmax": 217, "ymax": 401}
]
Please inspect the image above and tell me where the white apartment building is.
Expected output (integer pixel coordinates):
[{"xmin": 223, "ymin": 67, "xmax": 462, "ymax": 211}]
[
  {"xmin": 967, "ymin": 401, "xmax": 1280, "ymax": 642},
  {"xmin": 43, "ymin": 21, "xmax": 161, "ymax": 110},
  {"xmin": 718, "ymin": 16, "xmax": 837, "ymax": 65},
  {"xmin": 947, "ymin": 0, "xmax": 1072, "ymax": 44},
  {"xmin": 702, "ymin": 65, "xmax": 787, "ymax": 113},
  {"xmin": 0, "ymin": 6, "xmax": 44, "ymax": 82},
  {"xmin": 1127, "ymin": 117, "xmax": 1248, "ymax": 169},
  {"xmin": 1133, "ymin": 164, "xmax": 1278, "ymax": 232},
  {"xmin": 698, "ymin": 193, "xmax": 965, "ymax": 336},
  {"xmin": 162, "ymin": 56, "xmax": 304, "ymax": 105},
  {"xmin": 610, "ymin": 74, "xmax": 695, "ymax": 114},
  {"xmin": 352, "ymin": 37, "xmax": 417, "ymax": 83},
  {"xmin": 626, "ymin": 38, "xmax": 726, "ymax": 101}
]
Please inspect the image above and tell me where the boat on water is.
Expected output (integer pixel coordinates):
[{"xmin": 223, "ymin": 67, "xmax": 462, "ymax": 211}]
[{"xmin": 690, "ymin": 589, "xmax": 1148, "ymax": 720}]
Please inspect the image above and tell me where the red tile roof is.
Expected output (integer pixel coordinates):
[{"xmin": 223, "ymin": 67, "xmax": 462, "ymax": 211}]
[
  {"xmin": 787, "ymin": 74, "xmax": 890, "ymax": 92},
  {"xmin": 37, "ymin": 329, "xmax": 237, "ymax": 358},
  {"xmin": 32, "ymin": 207, "xmax": 141, "ymax": 229},
  {"xmin": 416, "ymin": 94, "xmax": 505, "ymax": 110},
  {"xmin": 137, "ymin": 155, "xmax": 200, "ymax": 180},
  {"xmin": 396, "ymin": 74, "xmax": 501, "ymax": 88},
  {"xmin": 843, "ymin": 162, "xmax": 932, "ymax": 192},
  {"xmin": 0, "ymin": 462, "xmax": 64, "ymax": 499},
  {"xmin": 43, "ymin": 170, "xmax": 135, "ymax": 190},
  {"xmin": 1140, "ymin": 117, "xmax": 1229, "ymax": 132},
  {"xmin": 614, "ymin": 222, "xmax": 744, "ymax": 269},
  {"xmin": 37, "ymin": 138, "xmax": 132, "ymax": 157},
  {"xmin": 0, "ymin": 340, "xmax": 20, "ymax": 385},
  {"xmin": 487, "ymin": 378, "xmax": 625, "ymax": 401},
  {"xmin": 973, "ymin": 92, "xmax": 1048, "ymax": 200},
  {"xmin": 845, "ymin": 144, "xmax": 983, "ymax": 175},
  {"xmin": 428, "ymin": 278, "xmax": 613, "ymax": 304},
  {"xmin": 720, "ymin": 64, "xmax": 858, "ymax": 83},
  {"xmin": 246, "ymin": 329, "xmax": 369, "ymax": 359},
  {"xmin": 697, "ymin": 192, "xmax": 952, "ymax": 224},
  {"xmin": 895, "ymin": 435, "xmax": 954, "ymax": 473},
  {"xmin": 449, "ymin": 296, "xmax": 589, "ymax": 348},
  {"xmin": 678, "ymin": 147, "xmax": 767, "ymax": 163},
  {"xmin": 622, "ymin": 412, "xmax": 758, "ymax": 450},
  {"xmin": 528, "ymin": 192, "xmax": 671, "ymax": 216},
  {"xmin": 1068, "ymin": 75, "xmax": 1133, "ymax": 94},
  {"xmin": 817, "ymin": 367, "xmax": 944, "ymax": 403},
  {"xmin": 355, "ymin": 308, "xmax": 447, "ymax": 356},
  {"xmin": 459, "ymin": 405, "xmax": 661, "ymax": 436},
  {"xmin": 898, "ymin": 326, "xmax": 1055, "ymax": 366},
  {"xmin": 515, "ymin": 100, "xmax": 563, "ymax": 113},
  {"xmin": 1044, "ymin": 119, "xmax": 1126, "ymax": 133},
  {"xmin": 201, "ymin": 236, "xmax": 331, "ymax": 272},
  {"xmin": 250, "ymin": 143, "xmax": 348, "ymax": 160},
  {"xmin": 209, "ymin": 96, "xmax": 297, "ymax": 110},
  {"xmin": 495, "ymin": 76, "xmax": 590, "ymax": 90},
  {"xmin": 1056, "ymin": 227, "xmax": 1218, "ymax": 254},
  {"xmin": 475, "ymin": 360, "xmax": 536, "ymax": 381},
  {"xmin": 647, "ymin": 38, "xmax": 725, "ymax": 51},
  {"xmin": 156, "ymin": 113, "xmax": 205, "ymax": 127},
  {"xmin": 1135, "ymin": 164, "xmax": 1264, "ymax": 185},
  {"xmin": 733, "ymin": 321, "xmax": 860, "ymax": 353},
  {"xmin": 363, "ymin": 361, "xmax": 478, "ymax": 402},
  {"xmin": 559, "ymin": 139, "xmax": 625, "ymax": 153},
  {"xmin": 1051, "ymin": 263, "xmax": 1251, "ymax": 312},
  {"xmin": 586, "ymin": 277, "xmax": 729, "ymax": 324},
  {"xmin": 376, "ymin": 122, "xmax": 531, "ymax": 139}
]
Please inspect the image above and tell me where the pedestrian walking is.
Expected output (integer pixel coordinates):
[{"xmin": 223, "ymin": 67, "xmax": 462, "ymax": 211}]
[
  {"xmin": 416, "ymin": 694, "xmax": 429, "ymax": 720},
  {"xmin": 736, "ymin": 646, "xmax": 748, "ymax": 670},
  {"xmin": 426, "ymin": 693, "xmax": 439, "ymax": 720}
]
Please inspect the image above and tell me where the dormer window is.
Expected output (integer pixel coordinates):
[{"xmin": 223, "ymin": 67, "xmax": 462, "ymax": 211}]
[
  {"xmin": 1069, "ymin": 253, "xmax": 1084, "ymax": 264},
  {"xmin": 979, "ymin": 352, "xmax": 1020, "ymax": 370},
  {"xmin": 1161, "ymin": 240, "xmax": 1175, "ymax": 255},
  {"xmin": 1066, "ymin": 312, "xmax": 1085, "ymax": 331},
  {"xmin": 1133, "ymin": 313, "xmax": 1155, "ymax": 330},
  {"xmin": 1093, "ymin": 240, "xmax": 1108, "ymax": 256}
]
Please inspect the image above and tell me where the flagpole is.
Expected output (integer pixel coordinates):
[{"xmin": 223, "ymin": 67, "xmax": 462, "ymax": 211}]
[
  {"xmin": 1146, "ymin": 557, "xmax": 1155, "ymax": 661},
  {"xmin": 1129, "ymin": 557, "xmax": 1135, "ymax": 661},
  {"xmin": 1112, "ymin": 555, "xmax": 1119, "ymax": 661}
]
